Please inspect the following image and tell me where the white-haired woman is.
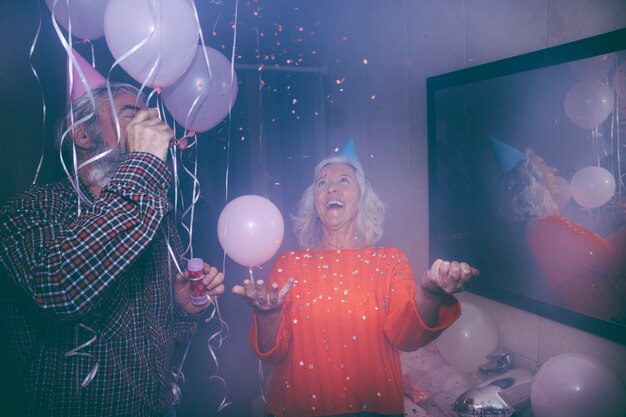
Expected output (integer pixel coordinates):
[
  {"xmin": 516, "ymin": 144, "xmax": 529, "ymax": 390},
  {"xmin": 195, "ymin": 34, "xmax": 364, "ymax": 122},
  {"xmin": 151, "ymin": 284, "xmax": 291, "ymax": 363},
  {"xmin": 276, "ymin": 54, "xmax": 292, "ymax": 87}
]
[
  {"xmin": 496, "ymin": 150, "xmax": 626, "ymax": 322},
  {"xmin": 233, "ymin": 151, "xmax": 479, "ymax": 417}
]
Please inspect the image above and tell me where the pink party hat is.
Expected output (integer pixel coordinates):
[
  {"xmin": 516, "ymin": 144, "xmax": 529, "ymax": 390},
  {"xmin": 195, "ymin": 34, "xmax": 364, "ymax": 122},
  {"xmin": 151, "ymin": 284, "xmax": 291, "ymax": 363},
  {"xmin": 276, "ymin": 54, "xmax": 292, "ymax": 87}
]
[
  {"xmin": 336, "ymin": 136, "xmax": 358, "ymax": 162},
  {"xmin": 66, "ymin": 49, "xmax": 106, "ymax": 104},
  {"xmin": 489, "ymin": 135, "xmax": 525, "ymax": 173}
]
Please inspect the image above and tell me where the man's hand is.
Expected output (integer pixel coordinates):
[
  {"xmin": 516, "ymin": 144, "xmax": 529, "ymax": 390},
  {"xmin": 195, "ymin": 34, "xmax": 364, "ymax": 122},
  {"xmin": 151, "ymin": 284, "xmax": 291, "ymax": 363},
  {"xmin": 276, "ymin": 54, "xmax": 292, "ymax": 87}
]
[
  {"xmin": 126, "ymin": 109, "xmax": 174, "ymax": 162},
  {"xmin": 174, "ymin": 263, "xmax": 225, "ymax": 315}
]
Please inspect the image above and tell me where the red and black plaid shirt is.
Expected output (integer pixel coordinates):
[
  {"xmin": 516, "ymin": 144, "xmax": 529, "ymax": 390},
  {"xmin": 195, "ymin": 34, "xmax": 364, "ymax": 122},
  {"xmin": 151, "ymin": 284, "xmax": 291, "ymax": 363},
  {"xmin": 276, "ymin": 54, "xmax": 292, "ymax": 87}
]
[{"xmin": 0, "ymin": 153, "xmax": 196, "ymax": 417}]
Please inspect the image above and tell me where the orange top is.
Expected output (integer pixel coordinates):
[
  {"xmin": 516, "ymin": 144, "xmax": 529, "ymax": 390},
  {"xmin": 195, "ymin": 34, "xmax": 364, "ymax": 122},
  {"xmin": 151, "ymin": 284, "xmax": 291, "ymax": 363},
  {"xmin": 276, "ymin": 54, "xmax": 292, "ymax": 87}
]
[
  {"xmin": 250, "ymin": 246, "xmax": 460, "ymax": 417},
  {"xmin": 525, "ymin": 214, "xmax": 626, "ymax": 321}
]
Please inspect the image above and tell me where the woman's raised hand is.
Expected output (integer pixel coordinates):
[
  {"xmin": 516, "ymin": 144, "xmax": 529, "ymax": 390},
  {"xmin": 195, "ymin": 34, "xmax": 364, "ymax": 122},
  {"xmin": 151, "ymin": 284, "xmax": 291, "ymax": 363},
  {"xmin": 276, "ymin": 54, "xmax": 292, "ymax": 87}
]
[
  {"xmin": 420, "ymin": 259, "xmax": 480, "ymax": 295},
  {"xmin": 232, "ymin": 278, "xmax": 294, "ymax": 312}
]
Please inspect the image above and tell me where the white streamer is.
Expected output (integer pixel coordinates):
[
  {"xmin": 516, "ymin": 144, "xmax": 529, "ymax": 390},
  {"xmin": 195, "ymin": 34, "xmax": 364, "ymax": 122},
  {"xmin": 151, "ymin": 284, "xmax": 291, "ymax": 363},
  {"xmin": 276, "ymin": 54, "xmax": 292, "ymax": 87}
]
[
  {"xmin": 65, "ymin": 323, "xmax": 99, "ymax": 388},
  {"xmin": 30, "ymin": 0, "xmax": 46, "ymax": 185}
]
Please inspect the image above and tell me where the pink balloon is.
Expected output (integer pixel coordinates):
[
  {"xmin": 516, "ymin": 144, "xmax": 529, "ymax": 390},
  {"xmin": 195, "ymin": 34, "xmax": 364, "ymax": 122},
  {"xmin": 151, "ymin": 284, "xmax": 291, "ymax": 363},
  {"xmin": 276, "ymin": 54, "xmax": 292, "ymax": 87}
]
[
  {"xmin": 531, "ymin": 353, "xmax": 625, "ymax": 417},
  {"xmin": 564, "ymin": 80, "xmax": 614, "ymax": 129},
  {"xmin": 103, "ymin": 0, "xmax": 198, "ymax": 87},
  {"xmin": 162, "ymin": 46, "xmax": 238, "ymax": 132},
  {"xmin": 217, "ymin": 195, "xmax": 284, "ymax": 267},
  {"xmin": 570, "ymin": 166, "xmax": 616, "ymax": 209},
  {"xmin": 45, "ymin": 0, "xmax": 108, "ymax": 40}
]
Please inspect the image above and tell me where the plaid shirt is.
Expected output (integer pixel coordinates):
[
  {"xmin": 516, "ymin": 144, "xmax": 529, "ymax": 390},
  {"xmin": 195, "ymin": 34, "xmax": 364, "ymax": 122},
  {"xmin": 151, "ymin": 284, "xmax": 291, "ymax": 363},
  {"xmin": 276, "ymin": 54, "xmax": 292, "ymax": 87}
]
[{"xmin": 0, "ymin": 153, "xmax": 196, "ymax": 417}]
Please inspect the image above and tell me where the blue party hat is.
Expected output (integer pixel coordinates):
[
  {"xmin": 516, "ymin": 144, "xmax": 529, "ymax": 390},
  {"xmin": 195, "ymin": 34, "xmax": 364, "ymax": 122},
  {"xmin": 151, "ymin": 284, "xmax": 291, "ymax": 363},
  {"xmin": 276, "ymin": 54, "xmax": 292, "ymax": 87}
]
[
  {"xmin": 336, "ymin": 136, "xmax": 358, "ymax": 162},
  {"xmin": 489, "ymin": 135, "xmax": 524, "ymax": 173}
]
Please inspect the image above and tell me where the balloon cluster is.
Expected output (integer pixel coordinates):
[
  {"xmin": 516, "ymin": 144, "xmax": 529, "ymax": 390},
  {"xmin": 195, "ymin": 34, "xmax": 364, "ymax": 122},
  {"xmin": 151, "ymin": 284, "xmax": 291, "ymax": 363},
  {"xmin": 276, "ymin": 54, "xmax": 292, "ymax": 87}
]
[
  {"xmin": 46, "ymin": 0, "xmax": 238, "ymax": 133},
  {"xmin": 558, "ymin": 54, "xmax": 624, "ymax": 209}
]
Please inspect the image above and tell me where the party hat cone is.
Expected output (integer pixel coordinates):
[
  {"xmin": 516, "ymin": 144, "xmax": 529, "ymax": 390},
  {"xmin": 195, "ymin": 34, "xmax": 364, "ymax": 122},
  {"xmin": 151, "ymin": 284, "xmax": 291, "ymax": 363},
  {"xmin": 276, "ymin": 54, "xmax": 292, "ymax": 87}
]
[
  {"xmin": 336, "ymin": 136, "xmax": 358, "ymax": 162},
  {"xmin": 489, "ymin": 135, "xmax": 524, "ymax": 173},
  {"xmin": 67, "ymin": 49, "xmax": 106, "ymax": 104}
]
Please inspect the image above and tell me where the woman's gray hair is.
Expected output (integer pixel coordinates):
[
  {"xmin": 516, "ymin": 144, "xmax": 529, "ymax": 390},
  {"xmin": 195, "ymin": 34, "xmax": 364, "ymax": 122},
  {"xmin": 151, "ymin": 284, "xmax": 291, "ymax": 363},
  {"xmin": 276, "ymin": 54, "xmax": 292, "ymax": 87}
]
[
  {"xmin": 55, "ymin": 82, "xmax": 144, "ymax": 160},
  {"xmin": 495, "ymin": 150, "xmax": 558, "ymax": 223},
  {"xmin": 291, "ymin": 155, "xmax": 386, "ymax": 249}
]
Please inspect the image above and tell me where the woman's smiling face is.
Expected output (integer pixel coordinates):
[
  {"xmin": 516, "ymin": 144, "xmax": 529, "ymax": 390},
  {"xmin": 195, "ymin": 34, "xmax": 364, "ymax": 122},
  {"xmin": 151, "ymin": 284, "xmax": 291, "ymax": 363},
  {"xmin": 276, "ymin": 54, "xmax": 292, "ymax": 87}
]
[{"xmin": 314, "ymin": 162, "xmax": 361, "ymax": 232}]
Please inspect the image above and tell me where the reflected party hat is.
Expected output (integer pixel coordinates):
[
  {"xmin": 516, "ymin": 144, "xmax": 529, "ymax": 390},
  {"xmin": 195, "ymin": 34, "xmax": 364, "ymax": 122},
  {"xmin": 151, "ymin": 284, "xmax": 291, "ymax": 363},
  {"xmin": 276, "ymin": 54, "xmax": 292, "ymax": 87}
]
[
  {"xmin": 489, "ymin": 135, "xmax": 524, "ymax": 173},
  {"xmin": 336, "ymin": 136, "xmax": 358, "ymax": 162},
  {"xmin": 66, "ymin": 49, "xmax": 106, "ymax": 104}
]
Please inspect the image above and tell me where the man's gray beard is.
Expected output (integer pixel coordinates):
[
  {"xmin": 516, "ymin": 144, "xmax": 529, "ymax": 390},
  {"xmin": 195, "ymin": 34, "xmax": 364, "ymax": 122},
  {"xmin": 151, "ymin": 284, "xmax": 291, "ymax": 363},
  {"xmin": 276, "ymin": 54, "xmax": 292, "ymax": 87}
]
[{"xmin": 86, "ymin": 137, "xmax": 127, "ymax": 189}]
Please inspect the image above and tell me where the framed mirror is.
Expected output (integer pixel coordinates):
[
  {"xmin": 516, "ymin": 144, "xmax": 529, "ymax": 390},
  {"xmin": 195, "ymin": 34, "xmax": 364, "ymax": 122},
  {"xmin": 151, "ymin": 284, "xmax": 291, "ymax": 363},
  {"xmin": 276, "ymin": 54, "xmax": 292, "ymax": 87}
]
[{"xmin": 428, "ymin": 28, "xmax": 626, "ymax": 344}]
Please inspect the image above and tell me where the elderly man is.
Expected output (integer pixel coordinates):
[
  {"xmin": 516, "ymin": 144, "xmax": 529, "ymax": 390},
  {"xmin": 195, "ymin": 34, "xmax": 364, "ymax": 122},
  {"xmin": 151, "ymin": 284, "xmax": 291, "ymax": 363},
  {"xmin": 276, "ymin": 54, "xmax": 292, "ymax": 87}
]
[{"xmin": 0, "ymin": 82, "xmax": 224, "ymax": 417}]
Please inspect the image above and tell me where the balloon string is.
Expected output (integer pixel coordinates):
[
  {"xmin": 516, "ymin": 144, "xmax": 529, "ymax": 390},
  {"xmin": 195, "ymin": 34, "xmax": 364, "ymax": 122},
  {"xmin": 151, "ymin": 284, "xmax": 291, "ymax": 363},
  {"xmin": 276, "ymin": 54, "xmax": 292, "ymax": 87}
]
[
  {"xmin": 258, "ymin": 359, "xmax": 268, "ymax": 403},
  {"xmin": 65, "ymin": 323, "xmax": 99, "ymax": 388},
  {"xmin": 228, "ymin": 0, "xmax": 239, "ymax": 144},
  {"xmin": 178, "ymin": 137, "xmax": 201, "ymax": 258},
  {"xmin": 50, "ymin": 0, "xmax": 118, "ymax": 207},
  {"xmin": 170, "ymin": 336, "xmax": 191, "ymax": 405},
  {"xmin": 50, "ymin": 2, "xmax": 96, "ymax": 211},
  {"xmin": 613, "ymin": 73, "xmax": 623, "ymax": 206},
  {"xmin": 86, "ymin": 40, "xmax": 96, "ymax": 66},
  {"xmin": 188, "ymin": 1, "xmax": 212, "ymax": 133},
  {"xmin": 166, "ymin": 201, "xmax": 232, "ymax": 412},
  {"xmin": 165, "ymin": 228, "xmax": 186, "ymax": 405},
  {"xmin": 206, "ymin": 297, "xmax": 232, "ymax": 411},
  {"xmin": 30, "ymin": 0, "xmax": 46, "ymax": 185},
  {"xmin": 250, "ymin": 4, "xmax": 271, "ymax": 407},
  {"xmin": 222, "ymin": 0, "xmax": 239, "ymax": 207},
  {"xmin": 104, "ymin": 0, "xmax": 154, "ymax": 102},
  {"xmin": 253, "ymin": 5, "xmax": 264, "ymax": 164}
]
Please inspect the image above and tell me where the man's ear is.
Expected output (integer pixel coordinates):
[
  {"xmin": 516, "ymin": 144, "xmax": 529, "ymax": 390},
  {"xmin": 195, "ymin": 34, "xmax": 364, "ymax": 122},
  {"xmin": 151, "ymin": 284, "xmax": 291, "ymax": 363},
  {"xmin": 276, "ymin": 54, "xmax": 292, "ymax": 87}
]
[{"xmin": 68, "ymin": 124, "xmax": 93, "ymax": 150}]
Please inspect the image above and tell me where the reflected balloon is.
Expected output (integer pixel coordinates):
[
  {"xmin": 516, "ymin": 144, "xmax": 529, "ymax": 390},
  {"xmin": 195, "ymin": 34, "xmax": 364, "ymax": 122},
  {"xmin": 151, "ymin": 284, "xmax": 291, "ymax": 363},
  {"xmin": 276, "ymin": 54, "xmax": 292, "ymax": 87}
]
[
  {"xmin": 217, "ymin": 195, "xmax": 284, "ymax": 267},
  {"xmin": 103, "ymin": 0, "xmax": 198, "ymax": 87},
  {"xmin": 45, "ymin": 0, "xmax": 108, "ymax": 40},
  {"xmin": 569, "ymin": 54, "xmax": 613, "ymax": 80},
  {"xmin": 612, "ymin": 60, "xmax": 626, "ymax": 101},
  {"xmin": 553, "ymin": 176, "xmax": 571, "ymax": 209},
  {"xmin": 564, "ymin": 80, "xmax": 614, "ymax": 129},
  {"xmin": 570, "ymin": 166, "xmax": 616, "ymax": 209},
  {"xmin": 436, "ymin": 302, "xmax": 498, "ymax": 373},
  {"xmin": 162, "ymin": 46, "xmax": 238, "ymax": 132},
  {"xmin": 531, "ymin": 353, "xmax": 626, "ymax": 417}
]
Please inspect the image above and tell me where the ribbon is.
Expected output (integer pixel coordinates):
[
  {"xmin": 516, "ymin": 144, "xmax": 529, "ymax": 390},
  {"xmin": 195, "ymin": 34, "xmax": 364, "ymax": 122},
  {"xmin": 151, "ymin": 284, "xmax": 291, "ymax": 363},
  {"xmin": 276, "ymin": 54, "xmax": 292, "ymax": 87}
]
[
  {"xmin": 65, "ymin": 323, "xmax": 99, "ymax": 388},
  {"xmin": 30, "ymin": 0, "xmax": 46, "ymax": 185}
]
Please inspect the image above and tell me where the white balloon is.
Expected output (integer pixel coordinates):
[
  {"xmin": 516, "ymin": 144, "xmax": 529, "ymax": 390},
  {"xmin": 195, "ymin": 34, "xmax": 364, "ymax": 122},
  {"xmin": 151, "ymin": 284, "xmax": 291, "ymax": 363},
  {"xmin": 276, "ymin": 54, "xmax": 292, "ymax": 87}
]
[
  {"xmin": 564, "ymin": 80, "xmax": 614, "ymax": 129},
  {"xmin": 162, "ymin": 46, "xmax": 238, "ymax": 133},
  {"xmin": 103, "ymin": 0, "xmax": 198, "ymax": 87},
  {"xmin": 45, "ymin": 0, "xmax": 108, "ymax": 40},
  {"xmin": 570, "ymin": 166, "xmax": 616, "ymax": 209},
  {"xmin": 531, "ymin": 353, "xmax": 626, "ymax": 417},
  {"xmin": 436, "ymin": 302, "xmax": 498, "ymax": 373},
  {"xmin": 217, "ymin": 195, "xmax": 284, "ymax": 267}
]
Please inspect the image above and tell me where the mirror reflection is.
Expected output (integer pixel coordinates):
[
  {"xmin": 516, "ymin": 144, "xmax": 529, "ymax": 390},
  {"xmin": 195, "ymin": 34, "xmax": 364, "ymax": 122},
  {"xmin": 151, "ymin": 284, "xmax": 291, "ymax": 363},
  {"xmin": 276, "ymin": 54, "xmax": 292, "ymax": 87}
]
[{"xmin": 430, "ymin": 32, "xmax": 626, "ymax": 343}]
